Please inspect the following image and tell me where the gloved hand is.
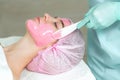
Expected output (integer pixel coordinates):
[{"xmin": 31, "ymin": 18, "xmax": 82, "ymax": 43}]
[{"xmin": 85, "ymin": 2, "xmax": 120, "ymax": 29}]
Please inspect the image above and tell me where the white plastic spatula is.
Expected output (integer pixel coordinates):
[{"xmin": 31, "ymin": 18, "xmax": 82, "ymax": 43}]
[{"xmin": 52, "ymin": 17, "xmax": 89, "ymax": 39}]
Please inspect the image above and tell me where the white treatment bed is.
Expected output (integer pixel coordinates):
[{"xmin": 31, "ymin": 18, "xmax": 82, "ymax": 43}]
[{"xmin": 0, "ymin": 36, "xmax": 96, "ymax": 80}]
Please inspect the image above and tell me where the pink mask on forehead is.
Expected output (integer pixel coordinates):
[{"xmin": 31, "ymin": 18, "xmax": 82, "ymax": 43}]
[
  {"xmin": 26, "ymin": 20, "xmax": 55, "ymax": 47},
  {"xmin": 60, "ymin": 18, "xmax": 72, "ymax": 26}
]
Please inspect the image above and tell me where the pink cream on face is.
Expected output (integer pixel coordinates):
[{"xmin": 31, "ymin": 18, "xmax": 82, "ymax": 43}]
[
  {"xmin": 26, "ymin": 18, "xmax": 71, "ymax": 47},
  {"xmin": 26, "ymin": 20, "xmax": 56, "ymax": 47}
]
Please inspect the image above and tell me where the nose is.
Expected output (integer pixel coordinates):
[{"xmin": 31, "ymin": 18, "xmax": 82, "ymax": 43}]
[{"xmin": 44, "ymin": 13, "xmax": 51, "ymax": 21}]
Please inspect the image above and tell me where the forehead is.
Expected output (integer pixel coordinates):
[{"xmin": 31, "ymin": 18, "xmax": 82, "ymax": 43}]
[{"xmin": 60, "ymin": 18, "xmax": 72, "ymax": 26}]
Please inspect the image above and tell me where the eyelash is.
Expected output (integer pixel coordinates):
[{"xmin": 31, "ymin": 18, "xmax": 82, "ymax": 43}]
[
  {"xmin": 54, "ymin": 16, "xmax": 58, "ymax": 18},
  {"xmin": 54, "ymin": 22, "xmax": 58, "ymax": 29}
]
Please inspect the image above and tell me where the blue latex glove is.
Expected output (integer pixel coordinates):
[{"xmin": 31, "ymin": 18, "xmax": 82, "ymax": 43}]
[{"xmin": 85, "ymin": 2, "xmax": 120, "ymax": 29}]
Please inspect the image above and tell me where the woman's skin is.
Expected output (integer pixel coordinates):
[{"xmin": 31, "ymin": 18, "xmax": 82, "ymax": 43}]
[{"xmin": 3, "ymin": 13, "xmax": 71, "ymax": 80}]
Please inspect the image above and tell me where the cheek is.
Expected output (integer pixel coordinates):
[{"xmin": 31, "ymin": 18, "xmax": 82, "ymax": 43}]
[
  {"xmin": 26, "ymin": 20, "xmax": 56, "ymax": 47},
  {"xmin": 26, "ymin": 20, "xmax": 40, "ymax": 35}
]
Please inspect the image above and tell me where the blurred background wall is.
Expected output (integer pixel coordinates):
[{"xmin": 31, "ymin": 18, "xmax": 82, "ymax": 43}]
[{"xmin": 0, "ymin": 0, "xmax": 89, "ymax": 60}]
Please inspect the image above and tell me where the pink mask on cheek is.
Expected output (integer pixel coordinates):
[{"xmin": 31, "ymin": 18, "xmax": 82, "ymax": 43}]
[{"xmin": 26, "ymin": 20, "xmax": 56, "ymax": 47}]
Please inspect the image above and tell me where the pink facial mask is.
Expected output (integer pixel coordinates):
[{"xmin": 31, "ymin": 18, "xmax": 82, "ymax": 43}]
[
  {"xmin": 26, "ymin": 20, "xmax": 56, "ymax": 47},
  {"xmin": 26, "ymin": 18, "xmax": 71, "ymax": 47}
]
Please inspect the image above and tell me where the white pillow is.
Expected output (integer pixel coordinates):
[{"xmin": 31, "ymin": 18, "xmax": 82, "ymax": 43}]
[{"xmin": 20, "ymin": 60, "xmax": 96, "ymax": 80}]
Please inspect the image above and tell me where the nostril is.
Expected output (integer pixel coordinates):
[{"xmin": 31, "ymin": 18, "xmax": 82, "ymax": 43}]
[
  {"xmin": 43, "ymin": 15, "xmax": 46, "ymax": 21},
  {"xmin": 44, "ymin": 15, "xmax": 47, "ymax": 21}
]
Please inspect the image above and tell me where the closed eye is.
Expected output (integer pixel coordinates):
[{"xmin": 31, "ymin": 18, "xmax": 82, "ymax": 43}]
[
  {"xmin": 55, "ymin": 17, "xmax": 64, "ymax": 28},
  {"xmin": 54, "ymin": 16, "xmax": 64, "ymax": 29},
  {"xmin": 60, "ymin": 20, "xmax": 64, "ymax": 28},
  {"xmin": 53, "ymin": 22, "xmax": 58, "ymax": 29}
]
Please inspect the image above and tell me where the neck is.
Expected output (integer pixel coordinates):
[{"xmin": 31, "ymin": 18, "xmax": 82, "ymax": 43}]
[{"xmin": 4, "ymin": 33, "xmax": 40, "ymax": 79}]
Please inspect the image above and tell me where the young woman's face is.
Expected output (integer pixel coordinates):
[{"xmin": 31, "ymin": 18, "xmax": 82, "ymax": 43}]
[{"xmin": 26, "ymin": 13, "xmax": 71, "ymax": 47}]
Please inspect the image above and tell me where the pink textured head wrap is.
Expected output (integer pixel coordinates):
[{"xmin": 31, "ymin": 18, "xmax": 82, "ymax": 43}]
[{"xmin": 26, "ymin": 18, "xmax": 85, "ymax": 75}]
